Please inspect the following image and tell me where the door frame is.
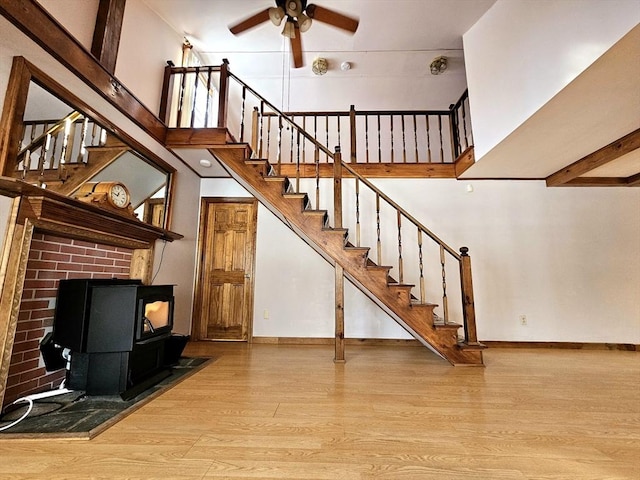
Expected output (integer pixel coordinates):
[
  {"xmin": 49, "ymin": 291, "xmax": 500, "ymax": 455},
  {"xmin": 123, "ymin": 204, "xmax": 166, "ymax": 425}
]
[{"xmin": 191, "ymin": 197, "xmax": 258, "ymax": 342}]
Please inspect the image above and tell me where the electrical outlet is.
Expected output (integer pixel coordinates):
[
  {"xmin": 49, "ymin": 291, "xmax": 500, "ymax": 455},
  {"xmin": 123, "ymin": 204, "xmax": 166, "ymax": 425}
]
[
  {"xmin": 519, "ymin": 315, "xmax": 527, "ymax": 326},
  {"xmin": 263, "ymin": 309, "xmax": 269, "ymax": 320}
]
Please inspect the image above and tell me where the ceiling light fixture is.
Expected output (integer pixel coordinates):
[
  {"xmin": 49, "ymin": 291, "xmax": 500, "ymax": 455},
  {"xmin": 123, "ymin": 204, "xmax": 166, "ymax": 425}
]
[
  {"xmin": 430, "ymin": 56, "xmax": 448, "ymax": 75},
  {"xmin": 340, "ymin": 61, "xmax": 351, "ymax": 71},
  {"xmin": 282, "ymin": 18, "xmax": 296, "ymax": 38},
  {"xmin": 199, "ymin": 159, "xmax": 212, "ymax": 168},
  {"xmin": 268, "ymin": 7, "xmax": 285, "ymax": 26}
]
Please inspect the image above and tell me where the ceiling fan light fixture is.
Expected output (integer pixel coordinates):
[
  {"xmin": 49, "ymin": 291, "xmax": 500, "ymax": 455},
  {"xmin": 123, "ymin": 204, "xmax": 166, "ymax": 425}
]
[
  {"xmin": 285, "ymin": 0, "xmax": 303, "ymax": 17},
  {"xmin": 298, "ymin": 13, "xmax": 312, "ymax": 32},
  {"xmin": 282, "ymin": 18, "xmax": 296, "ymax": 38},
  {"xmin": 268, "ymin": 7, "xmax": 285, "ymax": 26}
]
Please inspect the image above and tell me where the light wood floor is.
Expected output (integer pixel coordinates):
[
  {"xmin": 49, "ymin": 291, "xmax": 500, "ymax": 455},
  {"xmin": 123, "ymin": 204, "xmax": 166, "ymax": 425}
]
[{"xmin": 0, "ymin": 343, "xmax": 638, "ymax": 479}]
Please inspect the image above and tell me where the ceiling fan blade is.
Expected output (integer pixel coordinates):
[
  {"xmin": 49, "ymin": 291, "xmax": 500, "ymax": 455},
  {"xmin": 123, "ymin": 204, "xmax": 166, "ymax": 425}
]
[
  {"xmin": 306, "ymin": 4, "xmax": 359, "ymax": 33},
  {"xmin": 290, "ymin": 24, "xmax": 304, "ymax": 68},
  {"xmin": 229, "ymin": 8, "xmax": 271, "ymax": 35}
]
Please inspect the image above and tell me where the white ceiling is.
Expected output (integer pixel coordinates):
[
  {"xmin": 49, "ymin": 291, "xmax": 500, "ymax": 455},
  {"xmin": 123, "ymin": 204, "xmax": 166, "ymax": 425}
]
[{"xmin": 143, "ymin": 0, "xmax": 496, "ymax": 111}]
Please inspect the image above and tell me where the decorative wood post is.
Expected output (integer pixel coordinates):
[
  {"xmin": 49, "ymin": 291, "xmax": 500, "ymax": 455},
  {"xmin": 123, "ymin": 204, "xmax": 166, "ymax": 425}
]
[
  {"xmin": 449, "ymin": 103, "xmax": 460, "ymax": 161},
  {"xmin": 158, "ymin": 63, "xmax": 174, "ymax": 124},
  {"xmin": 332, "ymin": 145, "xmax": 345, "ymax": 362},
  {"xmin": 217, "ymin": 59, "xmax": 230, "ymax": 129},
  {"xmin": 459, "ymin": 246, "xmax": 479, "ymax": 344},
  {"xmin": 333, "ymin": 147, "xmax": 342, "ymax": 229},
  {"xmin": 334, "ymin": 263, "xmax": 345, "ymax": 363},
  {"xmin": 349, "ymin": 105, "xmax": 357, "ymax": 163}
]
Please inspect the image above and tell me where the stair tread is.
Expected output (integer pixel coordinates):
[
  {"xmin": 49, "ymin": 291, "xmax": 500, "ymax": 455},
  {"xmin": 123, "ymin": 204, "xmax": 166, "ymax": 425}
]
[
  {"xmin": 434, "ymin": 321, "xmax": 463, "ymax": 329},
  {"xmin": 457, "ymin": 341, "xmax": 487, "ymax": 350},
  {"xmin": 410, "ymin": 300, "xmax": 438, "ymax": 307},
  {"xmin": 283, "ymin": 192, "xmax": 307, "ymax": 198}
]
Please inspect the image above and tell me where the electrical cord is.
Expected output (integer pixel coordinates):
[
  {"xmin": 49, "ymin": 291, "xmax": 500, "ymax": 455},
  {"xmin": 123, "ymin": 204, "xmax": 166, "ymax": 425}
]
[
  {"xmin": 0, "ymin": 383, "xmax": 71, "ymax": 432},
  {"xmin": 0, "ymin": 398, "xmax": 34, "ymax": 432},
  {"xmin": 151, "ymin": 239, "xmax": 167, "ymax": 283}
]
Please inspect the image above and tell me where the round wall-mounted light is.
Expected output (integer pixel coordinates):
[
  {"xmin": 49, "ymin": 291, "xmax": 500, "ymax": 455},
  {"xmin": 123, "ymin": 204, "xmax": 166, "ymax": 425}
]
[
  {"xmin": 340, "ymin": 61, "xmax": 351, "ymax": 71},
  {"xmin": 199, "ymin": 159, "xmax": 212, "ymax": 168}
]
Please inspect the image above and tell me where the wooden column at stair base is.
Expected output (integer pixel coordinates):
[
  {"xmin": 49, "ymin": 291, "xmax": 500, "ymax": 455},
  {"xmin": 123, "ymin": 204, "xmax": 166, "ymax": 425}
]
[
  {"xmin": 334, "ymin": 263, "xmax": 345, "ymax": 363},
  {"xmin": 0, "ymin": 199, "xmax": 33, "ymax": 407},
  {"xmin": 459, "ymin": 247, "xmax": 479, "ymax": 345}
]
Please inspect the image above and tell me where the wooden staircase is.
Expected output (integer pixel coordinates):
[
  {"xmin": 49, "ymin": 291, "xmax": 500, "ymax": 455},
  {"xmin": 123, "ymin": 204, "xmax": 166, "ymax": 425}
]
[{"xmin": 211, "ymin": 144, "xmax": 484, "ymax": 366}]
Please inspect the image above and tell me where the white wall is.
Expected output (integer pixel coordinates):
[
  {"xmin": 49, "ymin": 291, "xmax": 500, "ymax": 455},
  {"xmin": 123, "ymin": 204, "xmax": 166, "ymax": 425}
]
[
  {"xmin": 117, "ymin": 0, "xmax": 184, "ymax": 114},
  {"xmin": 37, "ymin": 0, "xmax": 100, "ymax": 51},
  {"xmin": 201, "ymin": 178, "xmax": 640, "ymax": 344},
  {"xmin": 464, "ymin": 0, "xmax": 640, "ymax": 160}
]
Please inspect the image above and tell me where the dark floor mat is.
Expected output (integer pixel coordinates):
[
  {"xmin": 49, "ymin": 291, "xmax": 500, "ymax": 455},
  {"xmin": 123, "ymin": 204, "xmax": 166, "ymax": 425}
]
[{"xmin": 0, "ymin": 357, "xmax": 211, "ymax": 438}]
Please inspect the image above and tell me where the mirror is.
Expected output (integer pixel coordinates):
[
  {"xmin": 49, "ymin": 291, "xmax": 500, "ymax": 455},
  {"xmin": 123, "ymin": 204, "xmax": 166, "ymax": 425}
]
[{"xmin": 1, "ymin": 58, "xmax": 174, "ymax": 229}]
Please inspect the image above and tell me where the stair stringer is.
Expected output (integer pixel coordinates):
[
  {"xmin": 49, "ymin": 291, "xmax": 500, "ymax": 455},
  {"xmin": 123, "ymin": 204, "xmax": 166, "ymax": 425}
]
[{"xmin": 210, "ymin": 145, "xmax": 483, "ymax": 366}]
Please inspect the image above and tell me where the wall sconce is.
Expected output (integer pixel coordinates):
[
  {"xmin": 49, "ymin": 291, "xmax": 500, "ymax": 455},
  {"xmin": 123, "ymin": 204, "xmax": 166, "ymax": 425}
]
[
  {"xmin": 312, "ymin": 57, "xmax": 328, "ymax": 76},
  {"xmin": 430, "ymin": 56, "xmax": 448, "ymax": 75}
]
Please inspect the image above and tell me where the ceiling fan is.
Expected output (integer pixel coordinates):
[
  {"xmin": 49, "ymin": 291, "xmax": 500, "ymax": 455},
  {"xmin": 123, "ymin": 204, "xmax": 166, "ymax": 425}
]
[{"xmin": 229, "ymin": 0, "xmax": 359, "ymax": 68}]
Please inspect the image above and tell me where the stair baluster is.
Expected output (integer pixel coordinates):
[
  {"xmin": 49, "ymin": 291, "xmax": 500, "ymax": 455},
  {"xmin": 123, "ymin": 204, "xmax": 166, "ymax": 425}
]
[
  {"xmin": 440, "ymin": 244, "xmax": 449, "ymax": 324},
  {"xmin": 413, "ymin": 114, "xmax": 418, "ymax": 163}
]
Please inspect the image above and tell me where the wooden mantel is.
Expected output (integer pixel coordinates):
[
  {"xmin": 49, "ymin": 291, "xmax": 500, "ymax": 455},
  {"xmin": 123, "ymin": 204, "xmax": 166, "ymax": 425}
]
[{"xmin": 0, "ymin": 176, "xmax": 182, "ymax": 249}]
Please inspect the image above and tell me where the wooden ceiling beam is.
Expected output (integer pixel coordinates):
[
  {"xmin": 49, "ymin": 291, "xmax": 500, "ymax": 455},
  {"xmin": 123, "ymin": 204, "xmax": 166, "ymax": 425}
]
[
  {"xmin": 546, "ymin": 128, "xmax": 640, "ymax": 186},
  {"xmin": 561, "ymin": 177, "xmax": 629, "ymax": 187},
  {"xmin": 626, "ymin": 172, "xmax": 640, "ymax": 187},
  {"xmin": 91, "ymin": 0, "xmax": 126, "ymax": 74}
]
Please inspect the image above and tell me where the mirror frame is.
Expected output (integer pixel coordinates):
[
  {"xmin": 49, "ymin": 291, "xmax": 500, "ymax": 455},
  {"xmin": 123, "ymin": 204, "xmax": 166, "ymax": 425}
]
[{"xmin": 0, "ymin": 56, "xmax": 176, "ymax": 230}]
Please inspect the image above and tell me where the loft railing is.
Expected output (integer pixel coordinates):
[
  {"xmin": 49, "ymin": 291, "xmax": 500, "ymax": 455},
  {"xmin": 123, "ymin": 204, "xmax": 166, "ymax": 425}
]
[
  {"xmin": 17, "ymin": 110, "xmax": 109, "ymax": 184},
  {"xmin": 160, "ymin": 61, "xmax": 473, "ymax": 169},
  {"xmin": 160, "ymin": 61, "xmax": 479, "ymax": 344}
]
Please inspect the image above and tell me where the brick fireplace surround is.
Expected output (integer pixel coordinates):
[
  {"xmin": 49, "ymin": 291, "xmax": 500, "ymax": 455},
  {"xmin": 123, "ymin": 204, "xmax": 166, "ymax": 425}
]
[{"xmin": 3, "ymin": 232, "xmax": 133, "ymax": 407}]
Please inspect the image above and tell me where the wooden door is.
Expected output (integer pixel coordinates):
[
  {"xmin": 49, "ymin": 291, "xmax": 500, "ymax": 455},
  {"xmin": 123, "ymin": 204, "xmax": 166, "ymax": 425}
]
[{"xmin": 194, "ymin": 199, "xmax": 257, "ymax": 341}]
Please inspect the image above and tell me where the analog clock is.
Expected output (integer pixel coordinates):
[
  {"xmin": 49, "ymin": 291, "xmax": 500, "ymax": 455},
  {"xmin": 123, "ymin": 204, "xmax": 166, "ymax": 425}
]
[
  {"xmin": 75, "ymin": 181, "xmax": 133, "ymax": 214},
  {"xmin": 108, "ymin": 182, "xmax": 130, "ymax": 208}
]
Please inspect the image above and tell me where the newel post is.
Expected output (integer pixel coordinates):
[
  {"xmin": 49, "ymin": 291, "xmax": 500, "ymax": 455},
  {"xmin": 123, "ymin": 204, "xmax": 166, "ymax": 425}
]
[
  {"xmin": 217, "ymin": 59, "xmax": 230, "ymax": 129},
  {"xmin": 349, "ymin": 105, "xmax": 357, "ymax": 163},
  {"xmin": 159, "ymin": 63, "xmax": 174, "ymax": 125},
  {"xmin": 449, "ymin": 103, "xmax": 460, "ymax": 161},
  {"xmin": 459, "ymin": 247, "xmax": 479, "ymax": 344}
]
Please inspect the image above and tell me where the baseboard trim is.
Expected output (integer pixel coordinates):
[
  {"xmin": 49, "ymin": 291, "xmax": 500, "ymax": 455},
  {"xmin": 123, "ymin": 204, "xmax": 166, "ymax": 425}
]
[
  {"xmin": 481, "ymin": 341, "xmax": 638, "ymax": 351},
  {"xmin": 252, "ymin": 337, "xmax": 421, "ymax": 347}
]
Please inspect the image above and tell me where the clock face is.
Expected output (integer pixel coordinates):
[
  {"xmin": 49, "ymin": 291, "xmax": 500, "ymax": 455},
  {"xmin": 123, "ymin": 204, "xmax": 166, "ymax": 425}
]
[{"xmin": 109, "ymin": 184, "xmax": 129, "ymax": 208}]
